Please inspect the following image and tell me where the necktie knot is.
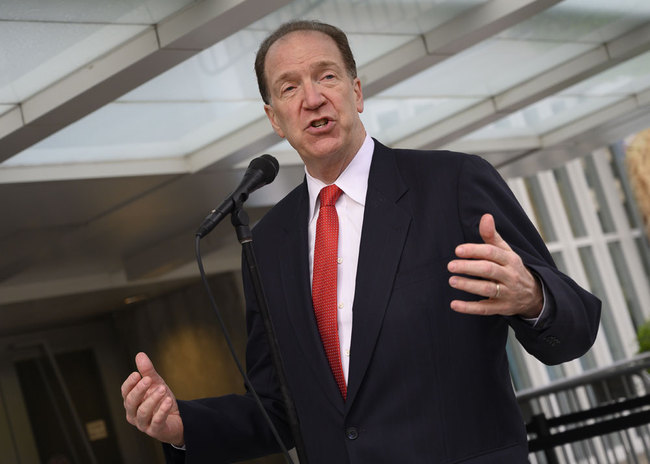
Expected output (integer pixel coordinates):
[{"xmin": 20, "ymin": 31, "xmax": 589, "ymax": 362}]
[{"xmin": 320, "ymin": 184, "xmax": 342, "ymax": 208}]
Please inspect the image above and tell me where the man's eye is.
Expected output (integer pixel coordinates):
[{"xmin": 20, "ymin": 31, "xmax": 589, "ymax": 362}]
[
  {"xmin": 283, "ymin": 85, "xmax": 296, "ymax": 93},
  {"xmin": 323, "ymin": 74, "xmax": 335, "ymax": 80}
]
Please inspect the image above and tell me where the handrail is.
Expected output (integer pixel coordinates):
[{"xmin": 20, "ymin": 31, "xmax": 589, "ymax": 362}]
[
  {"xmin": 516, "ymin": 352, "xmax": 650, "ymax": 463},
  {"xmin": 516, "ymin": 352, "xmax": 650, "ymax": 402}
]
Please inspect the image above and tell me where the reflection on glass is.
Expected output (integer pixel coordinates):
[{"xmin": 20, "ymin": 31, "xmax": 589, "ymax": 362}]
[
  {"xmin": 362, "ymin": 97, "xmax": 480, "ymax": 145},
  {"xmin": 524, "ymin": 175, "xmax": 557, "ymax": 242},
  {"xmin": 546, "ymin": 364, "xmax": 565, "ymax": 381},
  {"xmin": 635, "ymin": 237, "xmax": 650, "ymax": 283},
  {"xmin": 506, "ymin": 331, "xmax": 532, "ymax": 391},
  {"xmin": 551, "ymin": 251, "xmax": 567, "ymax": 274},
  {"xmin": 579, "ymin": 349, "xmax": 598, "ymax": 371},
  {"xmin": 608, "ymin": 144, "xmax": 636, "ymax": 229},
  {"xmin": 581, "ymin": 156, "xmax": 616, "ymax": 233},
  {"xmin": 553, "ymin": 166, "xmax": 587, "ymax": 237},
  {"xmin": 607, "ymin": 241, "xmax": 644, "ymax": 330},
  {"xmin": 578, "ymin": 246, "xmax": 624, "ymax": 361}
]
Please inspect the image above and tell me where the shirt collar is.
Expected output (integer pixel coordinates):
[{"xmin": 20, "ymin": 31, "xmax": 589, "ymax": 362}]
[{"xmin": 306, "ymin": 134, "xmax": 374, "ymax": 221}]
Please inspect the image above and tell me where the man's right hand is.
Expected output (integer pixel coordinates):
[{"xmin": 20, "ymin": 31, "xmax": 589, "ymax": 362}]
[{"xmin": 121, "ymin": 352, "xmax": 185, "ymax": 447}]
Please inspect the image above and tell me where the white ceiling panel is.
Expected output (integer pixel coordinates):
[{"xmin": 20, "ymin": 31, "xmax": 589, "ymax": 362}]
[
  {"xmin": 498, "ymin": 0, "xmax": 650, "ymax": 43},
  {"xmin": 0, "ymin": 105, "xmax": 14, "ymax": 116},
  {"xmin": 559, "ymin": 50, "xmax": 650, "ymax": 96},
  {"xmin": 466, "ymin": 95, "xmax": 623, "ymax": 140},
  {"xmin": 248, "ymin": 0, "xmax": 488, "ymax": 35},
  {"xmin": 464, "ymin": 49, "xmax": 650, "ymax": 142},
  {"xmin": 3, "ymin": 101, "xmax": 262, "ymax": 165},
  {"xmin": 377, "ymin": 39, "xmax": 595, "ymax": 98},
  {"xmin": 0, "ymin": 22, "xmax": 149, "ymax": 102},
  {"xmin": 0, "ymin": 0, "xmax": 196, "ymax": 23},
  {"xmin": 363, "ymin": 97, "xmax": 483, "ymax": 144}
]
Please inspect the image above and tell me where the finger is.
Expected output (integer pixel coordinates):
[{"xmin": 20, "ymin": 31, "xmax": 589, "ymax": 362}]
[
  {"xmin": 150, "ymin": 395, "xmax": 174, "ymax": 432},
  {"xmin": 453, "ymin": 243, "xmax": 509, "ymax": 267},
  {"xmin": 479, "ymin": 214, "xmax": 512, "ymax": 251},
  {"xmin": 135, "ymin": 352, "xmax": 164, "ymax": 384},
  {"xmin": 450, "ymin": 298, "xmax": 501, "ymax": 317},
  {"xmin": 136, "ymin": 385, "xmax": 167, "ymax": 430},
  {"xmin": 124, "ymin": 376, "xmax": 152, "ymax": 423},
  {"xmin": 448, "ymin": 257, "xmax": 505, "ymax": 282},
  {"xmin": 449, "ymin": 276, "xmax": 501, "ymax": 299},
  {"xmin": 121, "ymin": 371, "xmax": 141, "ymax": 400}
]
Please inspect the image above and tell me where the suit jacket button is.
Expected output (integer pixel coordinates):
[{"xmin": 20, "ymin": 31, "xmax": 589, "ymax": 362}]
[
  {"xmin": 544, "ymin": 335, "xmax": 560, "ymax": 346},
  {"xmin": 346, "ymin": 427, "xmax": 359, "ymax": 440}
]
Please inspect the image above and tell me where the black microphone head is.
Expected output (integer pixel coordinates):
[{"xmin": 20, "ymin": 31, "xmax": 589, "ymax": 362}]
[{"xmin": 248, "ymin": 154, "xmax": 279, "ymax": 184}]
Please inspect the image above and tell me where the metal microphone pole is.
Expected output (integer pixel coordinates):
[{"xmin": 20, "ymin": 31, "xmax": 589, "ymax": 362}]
[{"xmin": 231, "ymin": 207, "xmax": 309, "ymax": 464}]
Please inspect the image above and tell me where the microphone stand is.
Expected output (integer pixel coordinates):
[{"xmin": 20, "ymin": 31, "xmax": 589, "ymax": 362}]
[{"xmin": 231, "ymin": 207, "xmax": 309, "ymax": 464}]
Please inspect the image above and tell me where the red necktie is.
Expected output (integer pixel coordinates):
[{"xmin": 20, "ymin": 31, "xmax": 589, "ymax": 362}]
[{"xmin": 312, "ymin": 184, "xmax": 346, "ymax": 399}]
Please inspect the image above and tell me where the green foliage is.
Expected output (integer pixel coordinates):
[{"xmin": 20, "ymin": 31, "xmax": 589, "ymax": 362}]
[{"xmin": 637, "ymin": 320, "xmax": 650, "ymax": 353}]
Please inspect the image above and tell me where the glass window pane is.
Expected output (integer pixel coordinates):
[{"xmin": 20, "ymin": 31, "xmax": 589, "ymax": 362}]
[
  {"xmin": 499, "ymin": 0, "xmax": 650, "ymax": 43},
  {"xmin": 378, "ymin": 39, "xmax": 594, "ymax": 98},
  {"xmin": 608, "ymin": 142, "xmax": 637, "ymax": 229},
  {"xmin": 507, "ymin": 331, "xmax": 532, "ymax": 391},
  {"xmin": 551, "ymin": 251, "xmax": 567, "ymax": 274},
  {"xmin": 635, "ymin": 237, "xmax": 650, "ymax": 283},
  {"xmin": 607, "ymin": 241, "xmax": 644, "ymax": 330},
  {"xmin": 553, "ymin": 166, "xmax": 587, "ymax": 237},
  {"xmin": 524, "ymin": 176, "xmax": 557, "ymax": 242},
  {"xmin": 582, "ymin": 156, "xmax": 616, "ymax": 233},
  {"xmin": 361, "ymin": 97, "xmax": 481, "ymax": 145},
  {"xmin": 546, "ymin": 364, "xmax": 565, "ymax": 381},
  {"xmin": 579, "ymin": 349, "xmax": 598, "ymax": 371},
  {"xmin": 578, "ymin": 246, "xmax": 624, "ymax": 361},
  {"xmin": 0, "ymin": 23, "xmax": 149, "ymax": 102}
]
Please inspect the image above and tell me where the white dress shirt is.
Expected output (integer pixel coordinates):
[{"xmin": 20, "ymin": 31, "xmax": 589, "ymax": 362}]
[{"xmin": 306, "ymin": 134, "xmax": 374, "ymax": 383}]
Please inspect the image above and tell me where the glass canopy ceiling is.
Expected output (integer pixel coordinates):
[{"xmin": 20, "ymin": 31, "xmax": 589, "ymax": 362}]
[{"xmin": 1, "ymin": 0, "xmax": 650, "ymax": 180}]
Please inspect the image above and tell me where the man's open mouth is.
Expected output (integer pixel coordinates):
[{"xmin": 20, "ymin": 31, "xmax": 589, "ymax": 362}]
[{"xmin": 311, "ymin": 118, "xmax": 328, "ymax": 128}]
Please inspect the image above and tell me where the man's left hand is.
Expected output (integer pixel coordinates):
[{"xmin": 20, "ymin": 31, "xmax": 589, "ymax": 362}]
[{"xmin": 447, "ymin": 213, "xmax": 543, "ymax": 318}]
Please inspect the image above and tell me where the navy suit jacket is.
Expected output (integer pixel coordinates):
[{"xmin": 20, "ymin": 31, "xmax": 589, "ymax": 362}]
[{"xmin": 166, "ymin": 141, "xmax": 601, "ymax": 463}]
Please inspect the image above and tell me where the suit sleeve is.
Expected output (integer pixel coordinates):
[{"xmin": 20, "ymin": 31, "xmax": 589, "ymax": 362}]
[{"xmin": 457, "ymin": 154, "xmax": 601, "ymax": 365}]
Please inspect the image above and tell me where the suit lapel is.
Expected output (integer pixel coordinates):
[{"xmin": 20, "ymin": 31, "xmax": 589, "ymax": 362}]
[
  {"xmin": 346, "ymin": 142, "xmax": 411, "ymax": 408},
  {"xmin": 279, "ymin": 182, "xmax": 346, "ymax": 412}
]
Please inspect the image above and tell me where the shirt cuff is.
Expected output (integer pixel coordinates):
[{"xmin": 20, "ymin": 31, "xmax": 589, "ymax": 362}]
[{"xmin": 521, "ymin": 273, "xmax": 549, "ymax": 327}]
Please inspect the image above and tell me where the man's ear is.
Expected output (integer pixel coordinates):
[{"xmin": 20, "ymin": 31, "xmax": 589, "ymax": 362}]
[
  {"xmin": 264, "ymin": 104, "xmax": 285, "ymax": 138},
  {"xmin": 353, "ymin": 77, "xmax": 364, "ymax": 113}
]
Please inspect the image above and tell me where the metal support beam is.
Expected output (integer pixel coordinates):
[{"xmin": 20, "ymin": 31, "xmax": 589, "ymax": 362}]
[{"xmin": 0, "ymin": 0, "xmax": 290, "ymax": 163}]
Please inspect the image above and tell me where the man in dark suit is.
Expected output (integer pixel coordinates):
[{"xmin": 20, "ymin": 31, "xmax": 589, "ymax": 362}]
[{"xmin": 122, "ymin": 20, "xmax": 601, "ymax": 463}]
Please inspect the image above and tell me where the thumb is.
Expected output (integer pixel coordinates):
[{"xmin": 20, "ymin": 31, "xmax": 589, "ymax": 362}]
[
  {"xmin": 135, "ymin": 352, "xmax": 163, "ymax": 383},
  {"xmin": 479, "ymin": 213, "xmax": 511, "ymax": 251}
]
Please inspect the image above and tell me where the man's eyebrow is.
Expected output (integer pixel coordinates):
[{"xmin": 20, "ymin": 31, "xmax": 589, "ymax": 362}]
[
  {"xmin": 311, "ymin": 59, "xmax": 341, "ymax": 71},
  {"xmin": 272, "ymin": 70, "xmax": 296, "ymax": 88},
  {"xmin": 272, "ymin": 60, "xmax": 344, "ymax": 88}
]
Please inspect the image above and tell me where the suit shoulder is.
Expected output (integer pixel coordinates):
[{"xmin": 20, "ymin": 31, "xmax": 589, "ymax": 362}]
[
  {"xmin": 253, "ymin": 182, "xmax": 305, "ymax": 234},
  {"xmin": 393, "ymin": 148, "xmax": 482, "ymax": 164},
  {"xmin": 387, "ymin": 146, "xmax": 492, "ymax": 176}
]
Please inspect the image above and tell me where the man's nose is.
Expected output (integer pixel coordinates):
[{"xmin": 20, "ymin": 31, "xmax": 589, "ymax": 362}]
[{"xmin": 303, "ymin": 81, "xmax": 326, "ymax": 109}]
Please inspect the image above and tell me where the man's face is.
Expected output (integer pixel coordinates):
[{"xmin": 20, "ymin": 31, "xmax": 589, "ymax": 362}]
[{"xmin": 263, "ymin": 30, "xmax": 365, "ymax": 176}]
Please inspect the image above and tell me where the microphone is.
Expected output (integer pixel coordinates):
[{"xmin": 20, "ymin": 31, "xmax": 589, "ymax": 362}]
[{"xmin": 196, "ymin": 154, "xmax": 279, "ymax": 238}]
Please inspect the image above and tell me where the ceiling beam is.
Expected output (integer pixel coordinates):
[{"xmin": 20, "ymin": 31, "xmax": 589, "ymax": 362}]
[
  {"xmin": 499, "ymin": 87, "xmax": 650, "ymax": 178},
  {"xmin": 397, "ymin": 22, "xmax": 650, "ymax": 151},
  {"xmin": 0, "ymin": 0, "xmax": 290, "ymax": 164}
]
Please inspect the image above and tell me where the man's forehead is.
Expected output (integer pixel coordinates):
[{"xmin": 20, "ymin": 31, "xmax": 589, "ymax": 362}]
[
  {"xmin": 265, "ymin": 30, "xmax": 344, "ymax": 79},
  {"xmin": 267, "ymin": 30, "xmax": 340, "ymax": 62}
]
